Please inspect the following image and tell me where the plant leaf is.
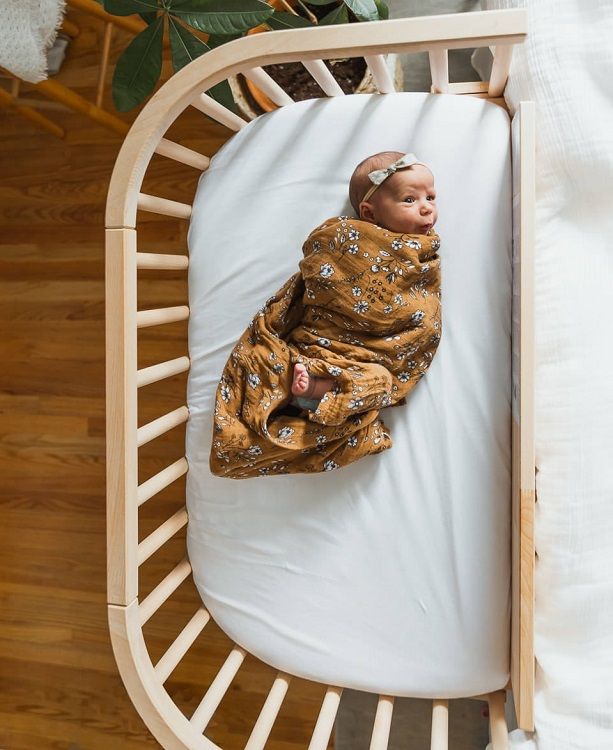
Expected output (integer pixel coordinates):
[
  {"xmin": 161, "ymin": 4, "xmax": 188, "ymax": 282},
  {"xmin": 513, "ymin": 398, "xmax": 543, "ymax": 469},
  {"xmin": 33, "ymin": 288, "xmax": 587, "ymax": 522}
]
[
  {"xmin": 166, "ymin": 20, "xmax": 239, "ymax": 114},
  {"xmin": 374, "ymin": 0, "xmax": 388, "ymax": 19},
  {"xmin": 298, "ymin": 0, "xmax": 337, "ymax": 4},
  {"xmin": 104, "ymin": 0, "xmax": 159, "ymax": 15},
  {"xmin": 139, "ymin": 10, "xmax": 158, "ymax": 23},
  {"xmin": 171, "ymin": 0, "xmax": 273, "ymax": 34},
  {"xmin": 169, "ymin": 15, "xmax": 210, "ymax": 72},
  {"xmin": 112, "ymin": 15, "xmax": 164, "ymax": 111},
  {"xmin": 266, "ymin": 10, "xmax": 313, "ymax": 29},
  {"xmin": 344, "ymin": 0, "xmax": 378, "ymax": 22},
  {"xmin": 319, "ymin": 3, "xmax": 348, "ymax": 24},
  {"xmin": 205, "ymin": 32, "xmax": 244, "ymax": 48}
]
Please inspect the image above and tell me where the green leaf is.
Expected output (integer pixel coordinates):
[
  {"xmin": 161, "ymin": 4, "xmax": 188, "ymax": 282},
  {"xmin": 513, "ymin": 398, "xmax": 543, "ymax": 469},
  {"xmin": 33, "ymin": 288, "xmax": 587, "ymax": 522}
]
[
  {"xmin": 205, "ymin": 32, "xmax": 244, "ymax": 48},
  {"xmin": 299, "ymin": 0, "xmax": 337, "ymax": 5},
  {"xmin": 104, "ymin": 0, "xmax": 159, "ymax": 16},
  {"xmin": 266, "ymin": 10, "xmax": 313, "ymax": 29},
  {"xmin": 166, "ymin": 19, "xmax": 239, "ymax": 114},
  {"xmin": 171, "ymin": 0, "xmax": 273, "ymax": 34},
  {"xmin": 206, "ymin": 79, "xmax": 237, "ymax": 114},
  {"xmin": 374, "ymin": 0, "xmax": 388, "ymax": 19},
  {"xmin": 344, "ymin": 0, "xmax": 378, "ymax": 22},
  {"xmin": 112, "ymin": 15, "xmax": 164, "ymax": 111},
  {"xmin": 319, "ymin": 3, "xmax": 348, "ymax": 24},
  {"xmin": 169, "ymin": 16, "xmax": 210, "ymax": 72},
  {"xmin": 139, "ymin": 10, "xmax": 158, "ymax": 23}
]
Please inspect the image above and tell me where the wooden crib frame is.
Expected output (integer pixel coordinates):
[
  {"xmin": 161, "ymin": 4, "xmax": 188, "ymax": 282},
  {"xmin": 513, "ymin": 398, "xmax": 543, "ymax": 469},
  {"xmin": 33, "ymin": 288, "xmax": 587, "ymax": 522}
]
[{"xmin": 106, "ymin": 8, "xmax": 535, "ymax": 749}]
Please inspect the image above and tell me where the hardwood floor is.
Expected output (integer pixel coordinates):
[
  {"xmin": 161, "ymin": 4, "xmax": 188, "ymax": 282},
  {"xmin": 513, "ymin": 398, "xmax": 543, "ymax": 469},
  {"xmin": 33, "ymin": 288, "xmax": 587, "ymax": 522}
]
[{"xmin": 0, "ymin": 8, "xmax": 330, "ymax": 749}]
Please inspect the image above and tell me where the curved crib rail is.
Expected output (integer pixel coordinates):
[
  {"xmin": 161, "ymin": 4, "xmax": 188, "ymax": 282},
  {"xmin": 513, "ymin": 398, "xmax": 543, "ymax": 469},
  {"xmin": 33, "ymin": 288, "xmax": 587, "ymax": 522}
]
[
  {"xmin": 105, "ymin": 9, "xmax": 526, "ymax": 229},
  {"xmin": 106, "ymin": 9, "xmax": 531, "ymax": 749}
]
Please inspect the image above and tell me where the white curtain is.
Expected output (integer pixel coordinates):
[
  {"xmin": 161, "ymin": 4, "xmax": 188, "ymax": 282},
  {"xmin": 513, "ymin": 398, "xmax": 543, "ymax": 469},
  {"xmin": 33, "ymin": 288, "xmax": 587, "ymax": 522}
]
[{"xmin": 481, "ymin": 1, "xmax": 613, "ymax": 749}]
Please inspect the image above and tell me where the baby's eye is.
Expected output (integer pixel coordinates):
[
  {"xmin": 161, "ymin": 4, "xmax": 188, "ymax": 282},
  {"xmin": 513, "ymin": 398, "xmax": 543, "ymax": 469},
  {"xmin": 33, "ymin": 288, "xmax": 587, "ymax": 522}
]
[
  {"xmin": 427, "ymin": 195, "xmax": 436, "ymax": 201},
  {"xmin": 404, "ymin": 197, "xmax": 415, "ymax": 204}
]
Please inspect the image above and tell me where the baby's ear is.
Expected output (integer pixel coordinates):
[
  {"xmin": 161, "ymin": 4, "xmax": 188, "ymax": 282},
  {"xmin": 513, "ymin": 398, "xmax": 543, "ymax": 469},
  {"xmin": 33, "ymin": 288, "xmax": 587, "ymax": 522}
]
[{"xmin": 359, "ymin": 201, "xmax": 375, "ymax": 223}]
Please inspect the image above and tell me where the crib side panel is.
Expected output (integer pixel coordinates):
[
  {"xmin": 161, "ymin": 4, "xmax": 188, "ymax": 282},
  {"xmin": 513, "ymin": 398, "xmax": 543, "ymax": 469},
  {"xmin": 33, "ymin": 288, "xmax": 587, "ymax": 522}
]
[{"xmin": 511, "ymin": 100, "xmax": 535, "ymax": 732}]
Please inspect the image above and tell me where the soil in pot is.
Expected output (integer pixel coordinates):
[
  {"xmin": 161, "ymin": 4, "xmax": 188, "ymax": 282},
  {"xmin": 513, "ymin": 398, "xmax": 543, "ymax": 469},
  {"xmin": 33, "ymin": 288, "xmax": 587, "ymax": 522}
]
[{"xmin": 262, "ymin": 57, "xmax": 368, "ymax": 101}]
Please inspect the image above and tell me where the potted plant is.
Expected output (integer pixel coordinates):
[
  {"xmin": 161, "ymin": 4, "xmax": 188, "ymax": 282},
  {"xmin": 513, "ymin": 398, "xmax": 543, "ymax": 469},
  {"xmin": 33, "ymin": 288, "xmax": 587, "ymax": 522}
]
[
  {"xmin": 234, "ymin": 0, "xmax": 403, "ymax": 118},
  {"xmin": 101, "ymin": 0, "xmax": 400, "ymax": 116}
]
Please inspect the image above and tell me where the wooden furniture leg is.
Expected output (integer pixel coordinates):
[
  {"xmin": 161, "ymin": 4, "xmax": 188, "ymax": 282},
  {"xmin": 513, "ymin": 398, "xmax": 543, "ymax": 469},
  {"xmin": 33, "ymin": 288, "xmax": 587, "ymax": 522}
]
[
  {"xmin": 32, "ymin": 78, "xmax": 128, "ymax": 135},
  {"xmin": 430, "ymin": 699, "xmax": 449, "ymax": 750},
  {"xmin": 0, "ymin": 85, "xmax": 65, "ymax": 138},
  {"xmin": 488, "ymin": 691, "xmax": 509, "ymax": 750}
]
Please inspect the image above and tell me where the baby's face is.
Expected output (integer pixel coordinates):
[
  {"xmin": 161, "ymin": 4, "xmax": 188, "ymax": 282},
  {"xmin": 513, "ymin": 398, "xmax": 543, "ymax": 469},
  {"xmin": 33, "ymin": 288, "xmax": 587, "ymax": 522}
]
[{"xmin": 359, "ymin": 164, "xmax": 438, "ymax": 235}]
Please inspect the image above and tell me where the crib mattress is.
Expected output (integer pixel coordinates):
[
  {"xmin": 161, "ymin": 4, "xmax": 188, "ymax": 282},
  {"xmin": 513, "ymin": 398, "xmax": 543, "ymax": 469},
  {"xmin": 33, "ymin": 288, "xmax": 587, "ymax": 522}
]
[{"xmin": 186, "ymin": 92, "xmax": 512, "ymax": 698}]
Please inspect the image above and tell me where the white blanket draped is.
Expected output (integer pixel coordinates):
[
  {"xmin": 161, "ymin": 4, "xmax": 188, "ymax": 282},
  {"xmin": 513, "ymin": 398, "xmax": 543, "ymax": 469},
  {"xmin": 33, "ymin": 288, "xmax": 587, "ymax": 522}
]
[
  {"xmin": 0, "ymin": 0, "xmax": 66, "ymax": 83},
  {"xmin": 481, "ymin": 1, "xmax": 613, "ymax": 749}
]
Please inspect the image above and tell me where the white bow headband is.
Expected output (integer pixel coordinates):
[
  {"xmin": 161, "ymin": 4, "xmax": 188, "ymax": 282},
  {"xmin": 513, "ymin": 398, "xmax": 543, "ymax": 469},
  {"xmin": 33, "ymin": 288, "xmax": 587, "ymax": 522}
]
[{"xmin": 361, "ymin": 153, "xmax": 428, "ymax": 203}]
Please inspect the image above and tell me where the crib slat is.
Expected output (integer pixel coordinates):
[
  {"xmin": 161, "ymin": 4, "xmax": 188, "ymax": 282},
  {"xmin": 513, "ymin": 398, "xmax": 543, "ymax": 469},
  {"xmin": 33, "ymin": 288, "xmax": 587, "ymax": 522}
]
[
  {"xmin": 136, "ymin": 252, "xmax": 189, "ymax": 271},
  {"xmin": 137, "ymin": 406, "xmax": 189, "ymax": 447},
  {"xmin": 302, "ymin": 60, "xmax": 344, "ymax": 97},
  {"xmin": 136, "ymin": 305, "xmax": 189, "ymax": 329},
  {"xmin": 139, "ymin": 557, "xmax": 192, "ymax": 625},
  {"xmin": 428, "ymin": 49, "xmax": 449, "ymax": 93},
  {"xmin": 488, "ymin": 43, "xmax": 513, "ymax": 98},
  {"xmin": 190, "ymin": 647, "xmax": 247, "ymax": 732},
  {"xmin": 430, "ymin": 699, "xmax": 448, "ymax": 750},
  {"xmin": 106, "ymin": 228, "xmax": 138, "ymax": 606},
  {"xmin": 244, "ymin": 674, "xmax": 292, "ymax": 750},
  {"xmin": 137, "ymin": 356, "xmax": 190, "ymax": 388},
  {"xmin": 137, "ymin": 457, "xmax": 188, "ymax": 506},
  {"xmin": 155, "ymin": 137, "xmax": 210, "ymax": 170},
  {"xmin": 244, "ymin": 67, "xmax": 294, "ymax": 107},
  {"xmin": 307, "ymin": 687, "xmax": 343, "ymax": 750},
  {"xmin": 488, "ymin": 691, "xmax": 509, "ymax": 750},
  {"xmin": 192, "ymin": 92, "xmax": 248, "ymax": 131},
  {"xmin": 446, "ymin": 81, "xmax": 488, "ymax": 95},
  {"xmin": 154, "ymin": 607, "xmax": 211, "ymax": 684},
  {"xmin": 137, "ymin": 192, "xmax": 192, "ymax": 219},
  {"xmin": 363, "ymin": 55, "xmax": 395, "ymax": 93},
  {"xmin": 138, "ymin": 507, "xmax": 188, "ymax": 566},
  {"xmin": 369, "ymin": 695, "xmax": 394, "ymax": 750}
]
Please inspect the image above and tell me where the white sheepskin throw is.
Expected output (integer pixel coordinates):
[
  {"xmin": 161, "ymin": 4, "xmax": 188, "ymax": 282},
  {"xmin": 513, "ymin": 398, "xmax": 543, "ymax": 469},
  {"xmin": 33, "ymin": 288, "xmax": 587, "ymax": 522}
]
[{"xmin": 0, "ymin": 0, "xmax": 66, "ymax": 83}]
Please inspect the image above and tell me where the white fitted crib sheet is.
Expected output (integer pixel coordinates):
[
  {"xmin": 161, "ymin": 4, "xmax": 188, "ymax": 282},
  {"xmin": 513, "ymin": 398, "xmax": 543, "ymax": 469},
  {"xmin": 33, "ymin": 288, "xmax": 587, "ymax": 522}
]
[{"xmin": 186, "ymin": 92, "xmax": 512, "ymax": 698}]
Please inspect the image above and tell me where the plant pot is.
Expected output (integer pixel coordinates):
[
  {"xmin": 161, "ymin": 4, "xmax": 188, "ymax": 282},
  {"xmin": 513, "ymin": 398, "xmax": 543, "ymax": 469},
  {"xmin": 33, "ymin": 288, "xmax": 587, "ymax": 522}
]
[
  {"xmin": 227, "ymin": 2, "xmax": 403, "ymax": 118},
  {"xmin": 229, "ymin": 52, "xmax": 404, "ymax": 120}
]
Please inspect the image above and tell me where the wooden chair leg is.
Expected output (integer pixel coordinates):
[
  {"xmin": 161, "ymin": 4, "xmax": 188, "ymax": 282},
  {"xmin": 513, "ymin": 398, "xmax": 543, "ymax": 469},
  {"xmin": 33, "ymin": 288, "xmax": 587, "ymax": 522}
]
[
  {"xmin": 430, "ymin": 699, "xmax": 448, "ymax": 750},
  {"xmin": 0, "ymin": 86, "xmax": 65, "ymax": 138},
  {"xmin": 32, "ymin": 78, "xmax": 128, "ymax": 136},
  {"xmin": 488, "ymin": 690, "xmax": 509, "ymax": 750},
  {"xmin": 96, "ymin": 22, "xmax": 113, "ymax": 109}
]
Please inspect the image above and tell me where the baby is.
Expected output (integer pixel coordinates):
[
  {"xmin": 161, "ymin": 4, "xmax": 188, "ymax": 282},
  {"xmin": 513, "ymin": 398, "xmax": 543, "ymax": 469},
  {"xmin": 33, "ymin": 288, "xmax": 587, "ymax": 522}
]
[
  {"xmin": 210, "ymin": 150, "xmax": 441, "ymax": 477},
  {"xmin": 291, "ymin": 151, "xmax": 438, "ymax": 411}
]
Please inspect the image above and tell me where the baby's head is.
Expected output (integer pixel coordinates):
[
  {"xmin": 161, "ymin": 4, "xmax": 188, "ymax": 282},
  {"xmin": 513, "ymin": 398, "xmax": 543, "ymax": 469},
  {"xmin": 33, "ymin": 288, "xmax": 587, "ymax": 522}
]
[{"xmin": 349, "ymin": 151, "xmax": 437, "ymax": 235}]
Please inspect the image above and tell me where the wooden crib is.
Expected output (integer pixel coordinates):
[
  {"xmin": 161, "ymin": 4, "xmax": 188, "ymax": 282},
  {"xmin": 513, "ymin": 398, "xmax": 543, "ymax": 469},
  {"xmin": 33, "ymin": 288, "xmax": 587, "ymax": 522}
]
[{"xmin": 106, "ymin": 8, "xmax": 535, "ymax": 749}]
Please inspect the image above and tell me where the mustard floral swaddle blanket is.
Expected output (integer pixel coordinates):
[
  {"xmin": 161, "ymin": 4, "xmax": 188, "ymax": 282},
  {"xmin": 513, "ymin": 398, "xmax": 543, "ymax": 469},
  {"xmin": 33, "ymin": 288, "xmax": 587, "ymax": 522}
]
[{"xmin": 210, "ymin": 216, "xmax": 442, "ymax": 479}]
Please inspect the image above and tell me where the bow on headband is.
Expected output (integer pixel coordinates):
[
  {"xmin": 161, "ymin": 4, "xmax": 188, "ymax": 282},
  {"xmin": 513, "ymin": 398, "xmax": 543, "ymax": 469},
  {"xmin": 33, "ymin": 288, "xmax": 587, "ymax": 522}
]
[{"xmin": 361, "ymin": 153, "xmax": 426, "ymax": 203}]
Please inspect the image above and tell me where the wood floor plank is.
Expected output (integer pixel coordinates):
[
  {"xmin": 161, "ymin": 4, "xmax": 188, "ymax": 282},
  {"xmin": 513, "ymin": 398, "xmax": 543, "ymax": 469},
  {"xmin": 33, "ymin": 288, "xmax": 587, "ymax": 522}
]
[{"xmin": 0, "ymin": 8, "xmax": 329, "ymax": 749}]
